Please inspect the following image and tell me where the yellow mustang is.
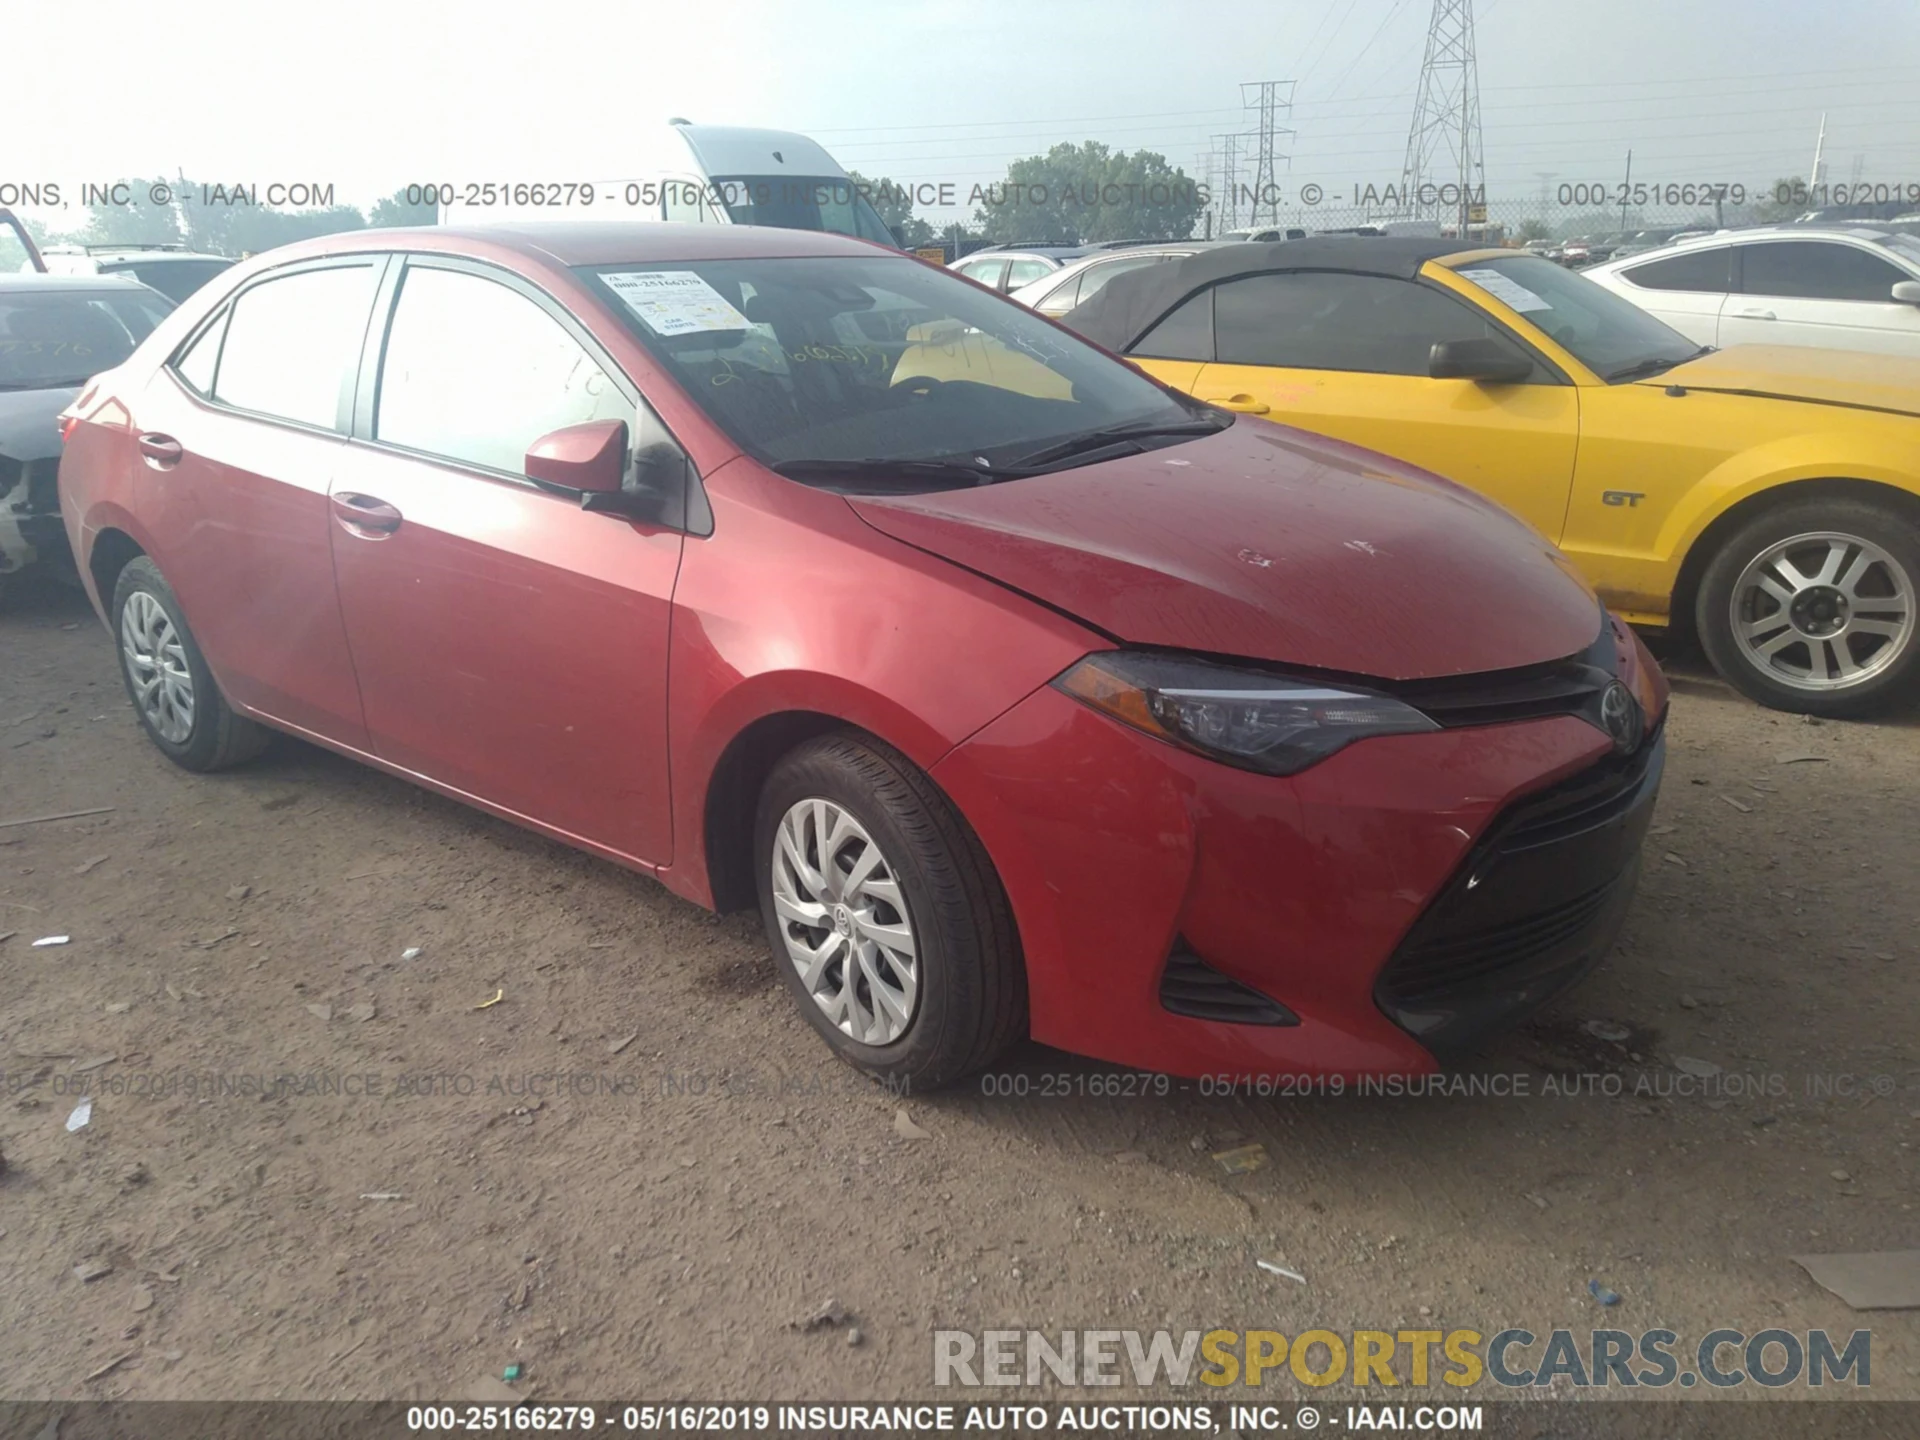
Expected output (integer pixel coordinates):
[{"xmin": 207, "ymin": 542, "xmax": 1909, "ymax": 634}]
[{"xmin": 1060, "ymin": 238, "xmax": 1920, "ymax": 717}]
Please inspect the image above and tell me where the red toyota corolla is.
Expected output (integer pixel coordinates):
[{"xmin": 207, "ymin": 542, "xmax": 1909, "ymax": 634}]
[{"xmin": 57, "ymin": 223, "xmax": 1667, "ymax": 1087}]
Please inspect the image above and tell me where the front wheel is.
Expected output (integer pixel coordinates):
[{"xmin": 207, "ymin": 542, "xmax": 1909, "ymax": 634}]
[
  {"xmin": 1695, "ymin": 499, "xmax": 1920, "ymax": 718},
  {"xmin": 753, "ymin": 732, "xmax": 1025, "ymax": 1090},
  {"xmin": 112, "ymin": 557, "xmax": 270, "ymax": 770}
]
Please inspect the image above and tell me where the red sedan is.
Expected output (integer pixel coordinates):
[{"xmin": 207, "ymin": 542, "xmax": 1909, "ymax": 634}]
[{"xmin": 57, "ymin": 223, "xmax": 1667, "ymax": 1087}]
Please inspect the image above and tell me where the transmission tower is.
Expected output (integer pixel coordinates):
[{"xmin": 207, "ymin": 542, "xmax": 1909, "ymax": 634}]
[
  {"xmin": 1241, "ymin": 81, "xmax": 1295, "ymax": 227},
  {"xmin": 1197, "ymin": 146, "xmax": 1219, "ymax": 236},
  {"xmin": 1214, "ymin": 132, "xmax": 1243, "ymax": 230},
  {"xmin": 1400, "ymin": 0, "xmax": 1486, "ymax": 234}
]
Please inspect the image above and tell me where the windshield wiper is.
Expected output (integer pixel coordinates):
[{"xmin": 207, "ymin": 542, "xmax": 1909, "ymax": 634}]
[
  {"xmin": 1604, "ymin": 345, "xmax": 1713, "ymax": 384},
  {"xmin": 769, "ymin": 457, "xmax": 1028, "ymax": 490},
  {"xmin": 1006, "ymin": 418, "xmax": 1227, "ymax": 471}
]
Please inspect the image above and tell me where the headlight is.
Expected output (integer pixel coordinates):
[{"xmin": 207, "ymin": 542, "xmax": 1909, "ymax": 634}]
[{"xmin": 1054, "ymin": 651, "xmax": 1438, "ymax": 776}]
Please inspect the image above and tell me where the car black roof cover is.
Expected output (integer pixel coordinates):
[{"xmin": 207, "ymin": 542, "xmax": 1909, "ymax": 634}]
[{"xmin": 1059, "ymin": 237, "xmax": 1469, "ymax": 353}]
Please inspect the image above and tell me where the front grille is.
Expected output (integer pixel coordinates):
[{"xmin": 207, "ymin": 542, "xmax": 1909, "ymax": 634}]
[
  {"xmin": 1502, "ymin": 726, "xmax": 1663, "ymax": 850},
  {"xmin": 1160, "ymin": 942, "xmax": 1299, "ymax": 1026},
  {"xmin": 1373, "ymin": 729, "xmax": 1665, "ymax": 1052},
  {"xmin": 1387, "ymin": 619, "xmax": 1619, "ymax": 730},
  {"xmin": 1381, "ymin": 875, "xmax": 1626, "ymax": 1004}
]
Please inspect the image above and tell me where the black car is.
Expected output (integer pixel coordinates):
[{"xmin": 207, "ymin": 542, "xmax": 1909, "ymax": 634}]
[{"xmin": 0, "ymin": 275, "xmax": 174, "ymax": 595}]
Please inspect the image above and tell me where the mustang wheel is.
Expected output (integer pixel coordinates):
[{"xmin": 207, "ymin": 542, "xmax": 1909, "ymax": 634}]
[
  {"xmin": 112, "ymin": 557, "xmax": 270, "ymax": 771},
  {"xmin": 1697, "ymin": 499, "xmax": 1920, "ymax": 718},
  {"xmin": 754, "ymin": 732, "xmax": 1025, "ymax": 1089}
]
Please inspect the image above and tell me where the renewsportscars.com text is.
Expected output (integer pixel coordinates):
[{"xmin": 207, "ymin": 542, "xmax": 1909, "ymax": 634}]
[{"xmin": 933, "ymin": 1327, "xmax": 1870, "ymax": 1389}]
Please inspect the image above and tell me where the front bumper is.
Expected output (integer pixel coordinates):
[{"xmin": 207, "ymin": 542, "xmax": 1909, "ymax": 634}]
[
  {"xmin": 1374, "ymin": 726, "xmax": 1663, "ymax": 1056},
  {"xmin": 932, "ymin": 645, "xmax": 1664, "ymax": 1080}
]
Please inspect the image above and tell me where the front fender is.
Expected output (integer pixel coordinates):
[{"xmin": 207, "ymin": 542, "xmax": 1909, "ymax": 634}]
[{"xmin": 1658, "ymin": 426, "xmax": 1920, "ymax": 565}]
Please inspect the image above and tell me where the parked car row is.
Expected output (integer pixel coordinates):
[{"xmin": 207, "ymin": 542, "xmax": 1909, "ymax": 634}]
[{"xmin": 52, "ymin": 220, "xmax": 1674, "ymax": 1090}]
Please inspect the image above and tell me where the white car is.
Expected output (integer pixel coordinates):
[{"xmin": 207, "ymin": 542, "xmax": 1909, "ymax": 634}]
[
  {"xmin": 1009, "ymin": 244, "xmax": 1215, "ymax": 316},
  {"xmin": 1583, "ymin": 226, "xmax": 1920, "ymax": 357},
  {"xmin": 438, "ymin": 122, "xmax": 900, "ymax": 246}
]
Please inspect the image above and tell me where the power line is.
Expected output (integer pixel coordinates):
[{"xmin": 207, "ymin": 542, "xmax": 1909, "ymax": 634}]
[{"xmin": 1320, "ymin": 0, "xmax": 1414, "ymax": 104}]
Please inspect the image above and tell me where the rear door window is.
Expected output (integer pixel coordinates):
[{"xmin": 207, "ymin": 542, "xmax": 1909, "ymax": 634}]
[{"xmin": 211, "ymin": 263, "xmax": 380, "ymax": 430}]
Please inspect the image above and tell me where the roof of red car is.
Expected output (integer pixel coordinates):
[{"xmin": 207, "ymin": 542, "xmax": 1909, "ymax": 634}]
[{"xmin": 303, "ymin": 221, "xmax": 892, "ymax": 267}]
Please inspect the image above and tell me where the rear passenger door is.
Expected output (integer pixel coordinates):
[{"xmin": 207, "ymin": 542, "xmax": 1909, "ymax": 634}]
[
  {"xmin": 138, "ymin": 258, "xmax": 384, "ymax": 747},
  {"xmin": 1720, "ymin": 239, "xmax": 1920, "ymax": 354},
  {"xmin": 326, "ymin": 257, "xmax": 685, "ymax": 865}
]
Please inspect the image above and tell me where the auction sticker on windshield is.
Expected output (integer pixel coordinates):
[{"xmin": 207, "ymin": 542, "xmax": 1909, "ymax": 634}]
[
  {"xmin": 1456, "ymin": 268, "xmax": 1551, "ymax": 314},
  {"xmin": 600, "ymin": 271, "xmax": 751, "ymax": 336}
]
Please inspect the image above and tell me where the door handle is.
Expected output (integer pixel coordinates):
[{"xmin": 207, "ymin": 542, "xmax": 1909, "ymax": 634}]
[
  {"xmin": 137, "ymin": 433, "xmax": 183, "ymax": 468},
  {"xmin": 331, "ymin": 492, "xmax": 404, "ymax": 536},
  {"xmin": 1739, "ymin": 308, "xmax": 1777, "ymax": 320},
  {"xmin": 1203, "ymin": 394, "xmax": 1271, "ymax": 414}
]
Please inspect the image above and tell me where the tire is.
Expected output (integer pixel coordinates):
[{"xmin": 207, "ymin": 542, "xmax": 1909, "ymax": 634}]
[
  {"xmin": 753, "ymin": 731, "xmax": 1025, "ymax": 1090},
  {"xmin": 111, "ymin": 556, "xmax": 270, "ymax": 771},
  {"xmin": 1695, "ymin": 498, "xmax": 1920, "ymax": 719}
]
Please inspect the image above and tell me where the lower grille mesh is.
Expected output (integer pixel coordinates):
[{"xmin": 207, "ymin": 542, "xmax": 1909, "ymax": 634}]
[{"xmin": 1160, "ymin": 943, "xmax": 1299, "ymax": 1026}]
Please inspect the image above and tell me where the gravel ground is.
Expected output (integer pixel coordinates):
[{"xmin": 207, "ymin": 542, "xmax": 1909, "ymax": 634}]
[{"xmin": 2, "ymin": 570, "xmax": 1915, "ymax": 1416}]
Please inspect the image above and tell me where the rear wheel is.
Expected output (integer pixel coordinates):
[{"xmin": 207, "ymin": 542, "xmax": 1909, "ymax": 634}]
[
  {"xmin": 753, "ymin": 732, "xmax": 1025, "ymax": 1090},
  {"xmin": 1696, "ymin": 499, "xmax": 1920, "ymax": 718},
  {"xmin": 112, "ymin": 557, "xmax": 270, "ymax": 770}
]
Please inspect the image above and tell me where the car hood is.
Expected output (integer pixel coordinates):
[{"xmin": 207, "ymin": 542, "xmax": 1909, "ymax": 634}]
[
  {"xmin": 0, "ymin": 385, "xmax": 78, "ymax": 467},
  {"xmin": 848, "ymin": 419, "xmax": 1603, "ymax": 681},
  {"xmin": 1650, "ymin": 345, "xmax": 1920, "ymax": 417}
]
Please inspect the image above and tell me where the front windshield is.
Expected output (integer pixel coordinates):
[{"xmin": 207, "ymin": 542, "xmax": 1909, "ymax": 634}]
[
  {"xmin": 578, "ymin": 255, "xmax": 1209, "ymax": 486},
  {"xmin": 712, "ymin": 177, "xmax": 898, "ymax": 248},
  {"xmin": 1450, "ymin": 254, "xmax": 1701, "ymax": 381},
  {"xmin": 0, "ymin": 287, "xmax": 173, "ymax": 389}
]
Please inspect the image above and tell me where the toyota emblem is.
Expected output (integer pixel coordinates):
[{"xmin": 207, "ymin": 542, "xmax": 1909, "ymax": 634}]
[{"xmin": 1598, "ymin": 681, "xmax": 1643, "ymax": 754}]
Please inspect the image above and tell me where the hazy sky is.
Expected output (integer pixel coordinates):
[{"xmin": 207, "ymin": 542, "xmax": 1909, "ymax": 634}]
[{"xmin": 12, "ymin": 0, "xmax": 1920, "ymax": 226}]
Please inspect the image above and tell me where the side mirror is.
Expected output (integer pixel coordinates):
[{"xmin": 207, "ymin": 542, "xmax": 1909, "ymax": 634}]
[
  {"xmin": 1892, "ymin": 280, "xmax": 1920, "ymax": 306},
  {"xmin": 526, "ymin": 419, "xmax": 627, "ymax": 494},
  {"xmin": 1430, "ymin": 337, "xmax": 1533, "ymax": 384}
]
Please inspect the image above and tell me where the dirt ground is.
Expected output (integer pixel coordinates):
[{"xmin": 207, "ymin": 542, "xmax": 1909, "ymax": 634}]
[{"xmin": 2, "ymin": 568, "xmax": 1916, "ymax": 1413}]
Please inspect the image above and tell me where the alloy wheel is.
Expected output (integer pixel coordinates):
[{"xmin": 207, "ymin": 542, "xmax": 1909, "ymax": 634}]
[
  {"xmin": 120, "ymin": 590, "xmax": 195, "ymax": 743},
  {"xmin": 770, "ymin": 797, "xmax": 920, "ymax": 1045},
  {"xmin": 1730, "ymin": 530, "xmax": 1914, "ymax": 692}
]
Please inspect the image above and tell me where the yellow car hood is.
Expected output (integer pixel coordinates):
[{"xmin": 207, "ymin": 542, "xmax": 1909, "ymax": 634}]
[{"xmin": 1653, "ymin": 345, "xmax": 1920, "ymax": 418}]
